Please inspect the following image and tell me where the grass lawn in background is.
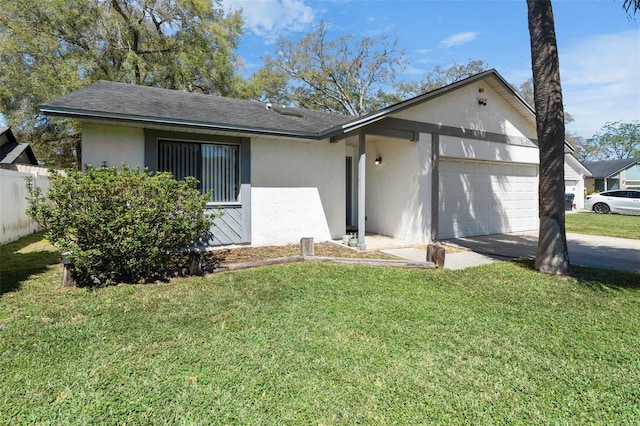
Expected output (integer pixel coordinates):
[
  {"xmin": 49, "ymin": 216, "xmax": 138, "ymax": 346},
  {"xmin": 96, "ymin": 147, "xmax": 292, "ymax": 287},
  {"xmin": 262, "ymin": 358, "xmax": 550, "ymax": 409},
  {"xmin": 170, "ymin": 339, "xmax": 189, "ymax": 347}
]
[
  {"xmin": 0, "ymin": 232, "xmax": 61, "ymax": 295},
  {"xmin": 566, "ymin": 212, "xmax": 640, "ymax": 239},
  {"xmin": 2, "ymin": 233, "xmax": 639, "ymax": 423}
]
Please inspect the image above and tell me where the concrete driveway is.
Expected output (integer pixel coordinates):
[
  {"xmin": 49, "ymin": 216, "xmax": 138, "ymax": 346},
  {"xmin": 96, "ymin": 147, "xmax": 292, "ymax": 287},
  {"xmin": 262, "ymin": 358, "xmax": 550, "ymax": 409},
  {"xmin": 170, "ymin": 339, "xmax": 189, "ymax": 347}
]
[{"xmin": 445, "ymin": 230, "xmax": 640, "ymax": 274}]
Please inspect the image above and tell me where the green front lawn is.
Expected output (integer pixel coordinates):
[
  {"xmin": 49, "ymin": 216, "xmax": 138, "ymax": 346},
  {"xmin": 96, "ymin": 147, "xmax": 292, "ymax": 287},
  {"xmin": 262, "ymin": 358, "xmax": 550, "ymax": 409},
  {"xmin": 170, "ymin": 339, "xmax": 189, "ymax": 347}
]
[
  {"xmin": 566, "ymin": 212, "xmax": 640, "ymax": 239},
  {"xmin": 2, "ymin": 234, "xmax": 640, "ymax": 423}
]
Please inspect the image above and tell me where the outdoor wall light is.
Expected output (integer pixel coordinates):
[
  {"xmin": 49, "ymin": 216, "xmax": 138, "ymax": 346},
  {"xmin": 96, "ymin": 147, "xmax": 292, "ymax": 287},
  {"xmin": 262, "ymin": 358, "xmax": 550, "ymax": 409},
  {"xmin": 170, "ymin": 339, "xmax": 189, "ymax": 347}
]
[{"xmin": 374, "ymin": 155, "xmax": 382, "ymax": 165}]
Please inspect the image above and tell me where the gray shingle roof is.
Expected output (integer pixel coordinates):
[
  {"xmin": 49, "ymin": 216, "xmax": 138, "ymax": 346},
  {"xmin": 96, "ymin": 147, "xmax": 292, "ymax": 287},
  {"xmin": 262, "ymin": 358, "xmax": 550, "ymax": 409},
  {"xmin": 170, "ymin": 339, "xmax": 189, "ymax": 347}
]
[
  {"xmin": 40, "ymin": 81, "xmax": 353, "ymax": 138},
  {"xmin": 583, "ymin": 158, "xmax": 639, "ymax": 178},
  {"xmin": 40, "ymin": 69, "xmax": 537, "ymax": 142}
]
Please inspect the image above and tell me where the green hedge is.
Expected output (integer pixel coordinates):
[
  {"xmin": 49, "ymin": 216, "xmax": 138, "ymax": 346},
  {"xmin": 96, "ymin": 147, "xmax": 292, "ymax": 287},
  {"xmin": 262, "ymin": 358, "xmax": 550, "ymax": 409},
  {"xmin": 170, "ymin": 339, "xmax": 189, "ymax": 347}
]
[{"xmin": 27, "ymin": 165, "xmax": 215, "ymax": 284}]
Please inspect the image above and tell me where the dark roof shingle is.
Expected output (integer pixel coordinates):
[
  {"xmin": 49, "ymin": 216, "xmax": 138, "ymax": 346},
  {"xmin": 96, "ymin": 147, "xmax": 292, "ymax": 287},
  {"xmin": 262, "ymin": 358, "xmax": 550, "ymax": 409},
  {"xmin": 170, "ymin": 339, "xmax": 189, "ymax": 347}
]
[
  {"xmin": 583, "ymin": 158, "xmax": 639, "ymax": 178},
  {"xmin": 40, "ymin": 81, "xmax": 352, "ymax": 138}
]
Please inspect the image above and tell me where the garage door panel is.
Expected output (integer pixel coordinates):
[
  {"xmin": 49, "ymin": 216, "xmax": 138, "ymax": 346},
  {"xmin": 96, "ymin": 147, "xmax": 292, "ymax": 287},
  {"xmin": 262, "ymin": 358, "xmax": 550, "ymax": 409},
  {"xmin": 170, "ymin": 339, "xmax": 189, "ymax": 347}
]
[
  {"xmin": 477, "ymin": 181, "xmax": 491, "ymax": 194},
  {"xmin": 439, "ymin": 159, "xmax": 538, "ymax": 239},
  {"xmin": 477, "ymin": 163, "xmax": 490, "ymax": 174}
]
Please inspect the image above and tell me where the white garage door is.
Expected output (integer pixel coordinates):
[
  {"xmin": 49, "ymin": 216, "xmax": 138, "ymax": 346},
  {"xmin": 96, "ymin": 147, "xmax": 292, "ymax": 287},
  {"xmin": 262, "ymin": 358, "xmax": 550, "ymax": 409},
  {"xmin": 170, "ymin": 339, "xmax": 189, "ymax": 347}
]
[{"xmin": 439, "ymin": 159, "xmax": 538, "ymax": 239}]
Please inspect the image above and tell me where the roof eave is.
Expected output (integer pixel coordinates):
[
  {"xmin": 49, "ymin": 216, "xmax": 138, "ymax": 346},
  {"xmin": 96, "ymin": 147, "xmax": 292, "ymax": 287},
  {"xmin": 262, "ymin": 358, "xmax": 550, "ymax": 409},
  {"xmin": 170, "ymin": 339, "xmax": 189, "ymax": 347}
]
[
  {"xmin": 0, "ymin": 143, "xmax": 38, "ymax": 165},
  {"xmin": 40, "ymin": 106, "xmax": 326, "ymax": 140},
  {"xmin": 319, "ymin": 110, "xmax": 390, "ymax": 139},
  {"xmin": 0, "ymin": 126, "xmax": 18, "ymax": 145}
]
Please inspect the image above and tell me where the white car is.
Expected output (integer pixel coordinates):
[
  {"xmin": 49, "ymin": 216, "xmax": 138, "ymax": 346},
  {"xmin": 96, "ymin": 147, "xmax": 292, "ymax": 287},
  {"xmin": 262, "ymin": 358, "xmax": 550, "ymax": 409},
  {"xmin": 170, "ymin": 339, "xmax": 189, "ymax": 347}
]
[{"xmin": 585, "ymin": 190, "xmax": 640, "ymax": 215}]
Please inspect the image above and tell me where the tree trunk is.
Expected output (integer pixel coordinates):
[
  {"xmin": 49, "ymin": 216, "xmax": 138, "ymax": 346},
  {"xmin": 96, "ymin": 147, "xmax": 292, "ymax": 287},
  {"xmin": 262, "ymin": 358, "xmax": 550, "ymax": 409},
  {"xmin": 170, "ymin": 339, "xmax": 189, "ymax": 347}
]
[
  {"xmin": 527, "ymin": 0, "xmax": 570, "ymax": 275},
  {"xmin": 75, "ymin": 136, "xmax": 82, "ymax": 170}
]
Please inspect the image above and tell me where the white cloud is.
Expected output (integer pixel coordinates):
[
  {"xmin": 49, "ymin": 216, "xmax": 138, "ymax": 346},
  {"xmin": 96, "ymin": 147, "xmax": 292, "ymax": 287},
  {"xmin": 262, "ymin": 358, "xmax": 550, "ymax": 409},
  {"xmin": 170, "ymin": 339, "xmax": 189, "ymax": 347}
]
[
  {"xmin": 226, "ymin": 0, "xmax": 316, "ymax": 43},
  {"xmin": 561, "ymin": 29, "xmax": 640, "ymax": 138},
  {"xmin": 439, "ymin": 31, "xmax": 478, "ymax": 48},
  {"xmin": 403, "ymin": 64, "xmax": 427, "ymax": 76}
]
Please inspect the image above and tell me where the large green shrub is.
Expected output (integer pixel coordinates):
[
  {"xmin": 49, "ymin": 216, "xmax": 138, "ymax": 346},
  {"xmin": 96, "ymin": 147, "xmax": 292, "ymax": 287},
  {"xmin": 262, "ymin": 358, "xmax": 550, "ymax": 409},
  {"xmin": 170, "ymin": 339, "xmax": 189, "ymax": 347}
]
[{"xmin": 27, "ymin": 165, "xmax": 215, "ymax": 283}]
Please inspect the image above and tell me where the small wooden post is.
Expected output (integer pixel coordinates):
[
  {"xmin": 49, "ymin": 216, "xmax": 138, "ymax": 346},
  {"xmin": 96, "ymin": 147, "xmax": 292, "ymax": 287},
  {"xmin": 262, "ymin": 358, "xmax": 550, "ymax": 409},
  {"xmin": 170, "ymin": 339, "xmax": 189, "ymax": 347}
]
[
  {"xmin": 300, "ymin": 237, "xmax": 314, "ymax": 257},
  {"xmin": 426, "ymin": 244, "xmax": 446, "ymax": 268},
  {"xmin": 188, "ymin": 250, "xmax": 203, "ymax": 276},
  {"xmin": 61, "ymin": 253, "xmax": 77, "ymax": 287}
]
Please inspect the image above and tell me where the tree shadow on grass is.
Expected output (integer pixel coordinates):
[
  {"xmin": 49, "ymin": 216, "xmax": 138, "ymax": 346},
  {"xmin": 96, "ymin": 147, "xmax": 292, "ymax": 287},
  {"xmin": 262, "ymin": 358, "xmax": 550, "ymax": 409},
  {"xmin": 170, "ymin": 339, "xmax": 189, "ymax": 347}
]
[
  {"xmin": 569, "ymin": 265, "xmax": 640, "ymax": 291},
  {"xmin": 0, "ymin": 232, "xmax": 61, "ymax": 295},
  {"xmin": 509, "ymin": 259, "xmax": 640, "ymax": 291}
]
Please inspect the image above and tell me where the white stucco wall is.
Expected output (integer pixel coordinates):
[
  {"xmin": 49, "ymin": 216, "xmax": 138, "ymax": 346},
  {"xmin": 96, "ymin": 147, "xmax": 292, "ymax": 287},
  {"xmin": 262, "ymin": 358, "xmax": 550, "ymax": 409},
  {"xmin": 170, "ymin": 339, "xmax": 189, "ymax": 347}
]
[
  {"xmin": 250, "ymin": 188, "xmax": 333, "ymax": 246},
  {"xmin": 80, "ymin": 124, "xmax": 345, "ymax": 246},
  {"xmin": 393, "ymin": 80, "xmax": 537, "ymax": 142},
  {"xmin": 82, "ymin": 124, "xmax": 145, "ymax": 169},
  {"xmin": 365, "ymin": 133, "xmax": 432, "ymax": 244},
  {"xmin": 439, "ymin": 136, "xmax": 539, "ymax": 164},
  {"xmin": 250, "ymin": 137, "xmax": 345, "ymax": 246},
  {"xmin": 383, "ymin": 78, "xmax": 542, "ymax": 240}
]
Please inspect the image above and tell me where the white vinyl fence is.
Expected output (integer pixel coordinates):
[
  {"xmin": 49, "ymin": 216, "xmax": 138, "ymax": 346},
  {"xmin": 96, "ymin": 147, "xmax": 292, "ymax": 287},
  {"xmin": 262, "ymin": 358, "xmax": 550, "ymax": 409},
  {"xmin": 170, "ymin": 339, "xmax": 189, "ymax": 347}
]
[{"xmin": 0, "ymin": 168, "xmax": 51, "ymax": 244}]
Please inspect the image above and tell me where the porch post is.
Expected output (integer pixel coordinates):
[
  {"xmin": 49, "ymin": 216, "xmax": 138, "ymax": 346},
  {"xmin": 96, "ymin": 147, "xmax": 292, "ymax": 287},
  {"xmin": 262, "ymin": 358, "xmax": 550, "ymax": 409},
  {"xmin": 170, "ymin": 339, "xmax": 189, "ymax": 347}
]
[
  {"xmin": 430, "ymin": 133, "xmax": 440, "ymax": 242},
  {"xmin": 357, "ymin": 130, "xmax": 366, "ymax": 250}
]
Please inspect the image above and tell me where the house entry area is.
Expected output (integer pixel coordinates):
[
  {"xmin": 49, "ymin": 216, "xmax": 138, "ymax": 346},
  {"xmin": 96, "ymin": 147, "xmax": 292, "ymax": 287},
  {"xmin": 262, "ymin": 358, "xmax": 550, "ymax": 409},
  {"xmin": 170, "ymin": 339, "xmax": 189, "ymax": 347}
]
[
  {"xmin": 343, "ymin": 133, "xmax": 432, "ymax": 246},
  {"xmin": 343, "ymin": 134, "xmax": 540, "ymax": 245}
]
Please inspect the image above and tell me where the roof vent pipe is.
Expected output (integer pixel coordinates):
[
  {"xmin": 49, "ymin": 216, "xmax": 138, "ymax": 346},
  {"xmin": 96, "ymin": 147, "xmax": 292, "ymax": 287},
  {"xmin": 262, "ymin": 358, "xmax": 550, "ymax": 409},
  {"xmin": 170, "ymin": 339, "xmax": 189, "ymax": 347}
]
[{"xmin": 266, "ymin": 102, "xmax": 272, "ymax": 110}]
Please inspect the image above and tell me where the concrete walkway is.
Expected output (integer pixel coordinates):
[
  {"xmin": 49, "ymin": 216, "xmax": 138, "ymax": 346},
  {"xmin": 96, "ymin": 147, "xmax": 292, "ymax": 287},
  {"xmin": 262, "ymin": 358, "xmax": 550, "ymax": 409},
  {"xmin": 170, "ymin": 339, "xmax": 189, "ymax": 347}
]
[
  {"xmin": 360, "ymin": 231, "xmax": 640, "ymax": 273},
  {"xmin": 380, "ymin": 247, "xmax": 505, "ymax": 270},
  {"xmin": 445, "ymin": 231, "xmax": 640, "ymax": 274},
  {"xmin": 363, "ymin": 234, "xmax": 510, "ymax": 270},
  {"xmin": 442, "ymin": 251, "xmax": 505, "ymax": 270}
]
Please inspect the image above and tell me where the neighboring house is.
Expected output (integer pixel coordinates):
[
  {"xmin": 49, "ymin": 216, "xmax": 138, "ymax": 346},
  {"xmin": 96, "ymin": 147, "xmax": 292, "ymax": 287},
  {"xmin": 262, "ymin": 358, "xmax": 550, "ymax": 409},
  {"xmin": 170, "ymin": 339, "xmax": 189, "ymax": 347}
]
[
  {"xmin": 40, "ymin": 69, "xmax": 542, "ymax": 248},
  {"xmin": 0, "ymin": 126, "xmax": 38, "ymax": 170},
  {"xmin": 583, "ymin": 158, "xmax": 640, "ymax": 192},
  {"xmin": 564, "ymin": 153, "xmax": 592, "ymax": 210}
]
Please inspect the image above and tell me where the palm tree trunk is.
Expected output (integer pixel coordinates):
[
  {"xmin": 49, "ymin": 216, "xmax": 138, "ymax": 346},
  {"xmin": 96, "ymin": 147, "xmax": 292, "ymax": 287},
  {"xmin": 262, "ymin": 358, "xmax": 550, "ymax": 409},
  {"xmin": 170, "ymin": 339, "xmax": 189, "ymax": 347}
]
[{"xmin": 527, "ymin": 0, "xmax": 570, "ymax": 274}]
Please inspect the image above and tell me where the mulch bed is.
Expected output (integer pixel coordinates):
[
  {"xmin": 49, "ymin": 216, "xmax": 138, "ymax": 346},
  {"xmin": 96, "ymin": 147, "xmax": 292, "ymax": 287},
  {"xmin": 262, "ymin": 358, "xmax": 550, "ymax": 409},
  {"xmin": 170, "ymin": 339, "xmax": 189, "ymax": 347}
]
[
  {"xmin": 71, "ymin": 242, "xmax": 448, "ymax": 286},
  {"xmin": 201, "ymin": 242, "xmax": 400, "ymax": 267}
]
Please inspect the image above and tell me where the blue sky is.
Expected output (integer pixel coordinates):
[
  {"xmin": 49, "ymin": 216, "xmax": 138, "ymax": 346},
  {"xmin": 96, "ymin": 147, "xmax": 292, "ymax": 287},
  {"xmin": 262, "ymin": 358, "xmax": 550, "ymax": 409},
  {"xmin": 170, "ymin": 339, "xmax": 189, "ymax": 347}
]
[{"xmin": 225, "ymin": 0, "xmax": 640, "ymax": 139}]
